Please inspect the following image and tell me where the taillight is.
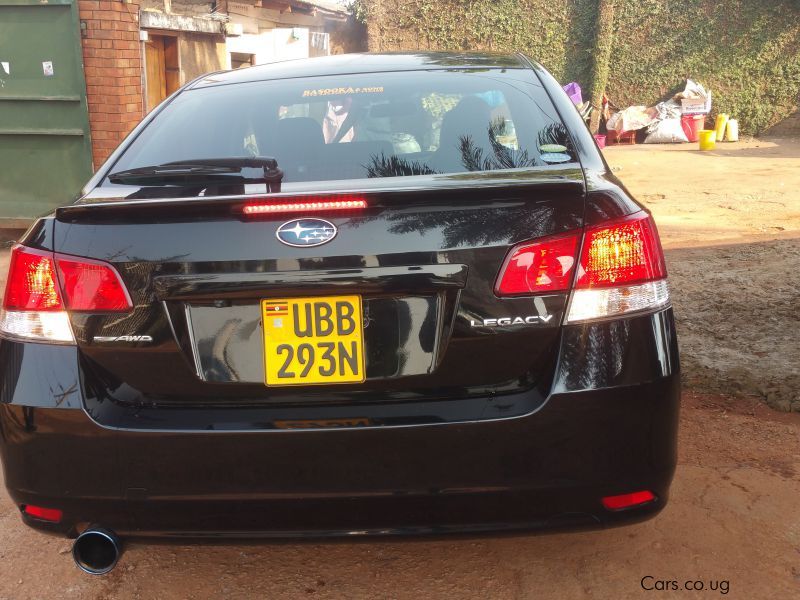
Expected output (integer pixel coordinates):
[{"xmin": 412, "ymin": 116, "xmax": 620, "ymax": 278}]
[
  {"xmin": 56, "ymin": 256, "xmax": 132, "ymax": 311},
  {"xmin": 495, "ymin": 232, "xmax": 580, "ymax": 296},
  {"xmin": 242, "ymin": 195, "xmax": 367, "ymax": 216},
  {"xmin": 567, "ymin": 212, "xmax": 669, "ymax": 323},
  {"xmin": 1, "ymin": 245, "xmax": 132, "ymax": 344},
  {"xmin": 1, "ymin": 246, "xmax": 72, "ymax": 343},
  {"xmin": 494, "ymin": 211, "xmax": 669, "ymax": 322},
  {"xmin": 576, "ymin": 213, "xmax": 666, "ymax": 288},
  {"xmin": 3, "ymin": 246, "xmax": 63, "ymax": 311}
]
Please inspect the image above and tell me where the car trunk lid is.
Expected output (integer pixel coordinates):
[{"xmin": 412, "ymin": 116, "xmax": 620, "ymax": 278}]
[{"xmin": 54, "ymin": 169, "xmax": 585, "ymax": 406}]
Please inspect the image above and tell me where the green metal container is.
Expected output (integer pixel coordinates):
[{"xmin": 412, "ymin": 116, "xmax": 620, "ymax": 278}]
[{"xmin": 0, "ymin": 0, "xmax": 93, "ymax": 226}]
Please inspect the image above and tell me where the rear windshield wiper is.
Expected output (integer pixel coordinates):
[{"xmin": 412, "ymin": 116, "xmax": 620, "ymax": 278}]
[{"xmin": 108, "ymin": 157, "xmax": 283, "ymax": 192}]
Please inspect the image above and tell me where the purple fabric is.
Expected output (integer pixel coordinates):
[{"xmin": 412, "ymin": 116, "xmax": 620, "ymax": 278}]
[{"xmin": 562, "ymin": 82, "xmax": 582, "ymax": 105}]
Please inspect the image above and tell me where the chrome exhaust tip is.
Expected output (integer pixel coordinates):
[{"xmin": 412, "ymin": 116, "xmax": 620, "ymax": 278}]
[{"xmin": 72, "ymin": 527, "xmax": 121, "ymax": 575}]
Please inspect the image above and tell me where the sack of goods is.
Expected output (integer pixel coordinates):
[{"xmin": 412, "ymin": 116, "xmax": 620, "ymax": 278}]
[{"xmin": 644, "ymin": 101, "xmax": 688, "ymax": 144}]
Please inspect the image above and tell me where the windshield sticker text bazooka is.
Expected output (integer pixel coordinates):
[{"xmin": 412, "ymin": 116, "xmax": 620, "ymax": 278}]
[{"xmin": 302, "ymin": 86, "xmax": 384, "ymax": 97}]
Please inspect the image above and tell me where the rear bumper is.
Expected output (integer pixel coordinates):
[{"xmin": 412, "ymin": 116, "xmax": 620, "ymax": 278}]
[
  {"xmin": 1, "ymin": 377, "xmax": 679, "ymax": 538},
  {"xmin": 0, "ymin": 310, "xmax": 680, "ymax": 539}
]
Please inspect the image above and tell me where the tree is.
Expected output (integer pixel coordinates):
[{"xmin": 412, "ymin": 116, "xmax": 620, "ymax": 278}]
[{"xmin": 589, "ymin": 0, "xmax": 616, "ymax": 134}]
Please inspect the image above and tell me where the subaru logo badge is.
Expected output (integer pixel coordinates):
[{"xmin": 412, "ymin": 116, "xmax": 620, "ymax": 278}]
[{"xmin": 276, "ymin": 218, "xmax": 337, "ymax": 247}]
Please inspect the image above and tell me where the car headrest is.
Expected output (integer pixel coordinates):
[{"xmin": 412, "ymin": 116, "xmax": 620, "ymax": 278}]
[
  {"xmin": 274, "ymin": 117, "xmax": 325, "ymax": 150},
  {"xmin": 438, "ymin": 96, "xmax": 492, "ymax": 154}
]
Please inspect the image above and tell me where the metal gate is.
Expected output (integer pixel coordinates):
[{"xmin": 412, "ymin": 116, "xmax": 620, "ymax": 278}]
[{"xmin": 0, "ymin": 0, "xmax": 92, "ymax": 226}]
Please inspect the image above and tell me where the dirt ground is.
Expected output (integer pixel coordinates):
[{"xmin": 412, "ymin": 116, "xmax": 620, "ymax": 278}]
[
  {"xmin": 1, "ymin": 138, "xmax": 799, "ymax": 599},
  {"xmin": 612, "ymin": 138, "xmax": 800, "ymax": 412}
]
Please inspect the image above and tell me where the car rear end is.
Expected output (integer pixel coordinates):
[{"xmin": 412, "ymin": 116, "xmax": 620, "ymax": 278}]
[{"xmin": 0, "ymin": 54, "xmax": 679, "ymax": 541}]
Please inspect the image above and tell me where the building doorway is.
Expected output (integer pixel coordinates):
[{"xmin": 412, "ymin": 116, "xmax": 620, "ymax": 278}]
[{"xmin": 145, "ymin": 34, "xmax": 179, "ymax": 112}]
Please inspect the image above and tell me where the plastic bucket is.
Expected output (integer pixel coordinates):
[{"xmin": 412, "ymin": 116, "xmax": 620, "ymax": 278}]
[
  {"xmin": 594, "ymin": 134, "xmax": 607, "ymax": 149},
  {"xmin": 725, "ymin": 119, "xmax": 739, "ymax": 142},
  {"xmin": 680, "ymin": 114, "xmax": 705, "ymax": 142},
  {"xmin": 714, "ymin": 113, "xmax": 729, "ymax": 142},
  {"xmin": 698, "ymin": 129, "xmax": 716, "ymax": 151}
]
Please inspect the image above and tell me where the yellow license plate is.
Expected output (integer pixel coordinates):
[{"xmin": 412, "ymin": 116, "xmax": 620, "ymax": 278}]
[{"xmin": 261, "ymin": 295, "xmax": 365, "ymax": 386}]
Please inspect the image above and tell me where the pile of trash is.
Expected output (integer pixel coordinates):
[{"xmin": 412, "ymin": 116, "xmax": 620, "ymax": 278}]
[{"xmin": 561, "ymin": 79, "xmax": 738, "ymax": 147}]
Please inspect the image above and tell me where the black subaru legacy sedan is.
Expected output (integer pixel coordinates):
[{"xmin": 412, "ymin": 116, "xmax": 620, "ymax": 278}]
[{"xmin": 0, "ymin": 53, "xmax": 679, "ymax": 574}]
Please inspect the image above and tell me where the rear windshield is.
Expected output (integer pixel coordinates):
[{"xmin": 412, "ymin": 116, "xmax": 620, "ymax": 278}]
[{"xmin": 109, "ymin": 69, "xmax": 574, "ymax": 189}]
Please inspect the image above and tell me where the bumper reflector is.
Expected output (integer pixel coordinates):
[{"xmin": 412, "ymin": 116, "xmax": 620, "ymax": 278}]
[
  {"xmin": 601, "ymin": 490, "xmax": 656, "ymax": 511},
  {"xmin": 23, "ymin": 504, "xmax": 63, "ymax": 523}
]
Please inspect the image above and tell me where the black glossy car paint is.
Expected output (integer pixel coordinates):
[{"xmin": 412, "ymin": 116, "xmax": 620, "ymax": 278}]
[{"xmin": 0, "ymin": 53, "xmax": 679, "ymax": 540}]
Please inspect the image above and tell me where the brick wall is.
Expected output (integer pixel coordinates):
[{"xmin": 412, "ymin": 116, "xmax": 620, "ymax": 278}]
[{"xmin": 77, "ymin": 1, "xmax": 145, "ymax": 169}]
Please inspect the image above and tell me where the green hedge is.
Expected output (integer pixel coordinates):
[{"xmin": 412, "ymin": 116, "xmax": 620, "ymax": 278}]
[{"xmin": 356, "ymin": 0, "xmax": 800, "ymax": 134}]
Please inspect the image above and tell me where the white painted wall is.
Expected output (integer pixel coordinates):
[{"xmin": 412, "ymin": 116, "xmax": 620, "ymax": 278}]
[{"xmin": 225, "ymin": 27, "xmax": 310, "ymax": 68}]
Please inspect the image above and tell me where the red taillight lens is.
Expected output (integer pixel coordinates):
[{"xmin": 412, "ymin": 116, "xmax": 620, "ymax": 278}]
[
  {"xmin": 242, "ymin": 195, "xmax": 367, "ymax": 216},
  {"xmin": 495, "ymin": 233, "xmax": 580, "ymax": 296},
  {"xmin": 1, "ymin": 246, "xmax": 130, "ymax": 343},
  {"xmin": 576, "ymin": 213, "xmax": 666, "ymax": 289},
  {"xmin": 3, "ymin": 246, "xmax": 64, "ymax": 311},
  {"xmin": 601, "ymin": 490, "xmax": 656, "ymax": 511},
  {"xmin": 22, "ymin": 504, "xmax": 63, "ymax": 523},
  {"xmin": 55, "ymin": 256, "xmax": 132, "ymax": 312},
  {"xmin": 2, "ymin": 246, "xmax": 131, "ymax": 313},
  {"xmin": 493, "ymin": 211, "xmax": 670, "ymax": 322}
]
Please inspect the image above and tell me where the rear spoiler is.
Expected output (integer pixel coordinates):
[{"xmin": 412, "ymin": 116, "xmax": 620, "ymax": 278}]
[{"xmin": 56, "ymin": 169, "xmax": 585, "ymax": 222}]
